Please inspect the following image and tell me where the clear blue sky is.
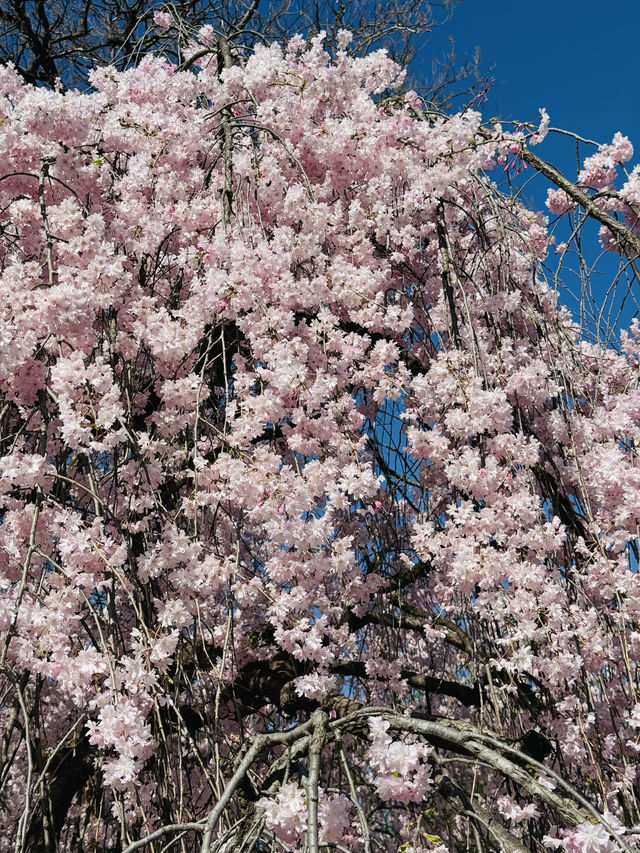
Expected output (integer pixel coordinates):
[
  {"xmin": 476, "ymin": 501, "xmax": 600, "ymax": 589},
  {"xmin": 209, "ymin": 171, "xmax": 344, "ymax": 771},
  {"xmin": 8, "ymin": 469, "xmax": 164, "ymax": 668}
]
[
  {"xmin": 425, "ymin": 0, "xmax": 639, "ymax": 161},
  {"xmin": 422, "ymin": 0, "xmax": 640, "ymax": 336}
]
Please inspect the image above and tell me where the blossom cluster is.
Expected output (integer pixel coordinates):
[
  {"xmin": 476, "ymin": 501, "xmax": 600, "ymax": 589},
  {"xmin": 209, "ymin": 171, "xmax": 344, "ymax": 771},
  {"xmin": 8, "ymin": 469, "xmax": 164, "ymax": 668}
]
[
  {"xmin": 259, "ymin": 783, "xmax": 353, "ymax": 849},
  {"xmin": 544, "ymin": 129, "xmax": 640, "ymax": 252},
  {"xmin": 368, "ymin": 717, "xmax": 433, "ymax": 803}
]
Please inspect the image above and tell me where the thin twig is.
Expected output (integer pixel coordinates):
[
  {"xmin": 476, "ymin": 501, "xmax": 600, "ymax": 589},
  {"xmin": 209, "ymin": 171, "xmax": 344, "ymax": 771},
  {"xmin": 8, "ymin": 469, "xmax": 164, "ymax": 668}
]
[
  {"xmin": 338, "ymin": 740, "xmax": 371, "ymax": 853},
  {"xmin": 121, "ymin": 820, "xmax": 208, "ymax": 853}
]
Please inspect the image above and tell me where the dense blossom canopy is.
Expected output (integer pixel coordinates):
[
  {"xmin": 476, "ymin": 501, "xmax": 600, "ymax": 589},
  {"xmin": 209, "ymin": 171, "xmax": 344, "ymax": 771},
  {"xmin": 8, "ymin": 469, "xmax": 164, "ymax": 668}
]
[{"xmin": 1, "ymin": 29, "xmax": 640, "ymax": 853}]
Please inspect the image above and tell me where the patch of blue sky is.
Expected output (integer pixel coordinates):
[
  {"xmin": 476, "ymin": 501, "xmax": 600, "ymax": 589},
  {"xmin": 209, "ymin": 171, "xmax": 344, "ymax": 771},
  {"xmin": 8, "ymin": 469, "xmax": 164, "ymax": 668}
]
[{"xmin": 422, "ymin": 1, "xmax": 640, "ymax": 340}]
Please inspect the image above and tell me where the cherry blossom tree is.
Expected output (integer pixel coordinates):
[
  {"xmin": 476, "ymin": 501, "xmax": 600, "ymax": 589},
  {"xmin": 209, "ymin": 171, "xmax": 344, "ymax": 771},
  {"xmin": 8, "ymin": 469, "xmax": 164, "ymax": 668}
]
[{"xmin": 1, "ymin": 21, "xmax": 640, "ymax": 853}]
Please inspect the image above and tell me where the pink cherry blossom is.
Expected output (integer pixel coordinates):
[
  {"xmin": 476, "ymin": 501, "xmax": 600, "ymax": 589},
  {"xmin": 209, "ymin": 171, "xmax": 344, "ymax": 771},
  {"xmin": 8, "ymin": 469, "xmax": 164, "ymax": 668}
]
[
  {"xmin": 152, "ymin": 10, "xmax": 172, "ymax": 29},
  {"xmin": 563, "ymin": 822, "xmax": 619, "ymax": 853}
]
